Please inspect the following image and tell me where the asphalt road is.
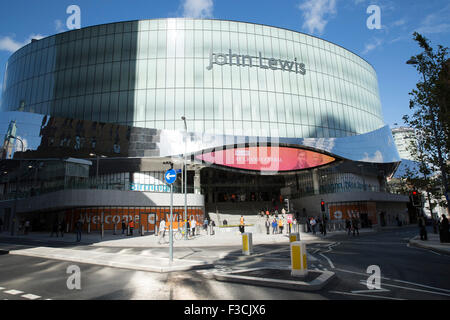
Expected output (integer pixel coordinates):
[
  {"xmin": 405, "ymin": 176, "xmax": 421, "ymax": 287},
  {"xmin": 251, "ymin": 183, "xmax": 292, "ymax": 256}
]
[{"xmin": 0, "ymin": 226, "xmax": 449, "ymax": 300}]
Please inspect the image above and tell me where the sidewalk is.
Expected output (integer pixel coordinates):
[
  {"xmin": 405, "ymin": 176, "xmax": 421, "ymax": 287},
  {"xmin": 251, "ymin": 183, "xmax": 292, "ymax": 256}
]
[{"xmin": 409, "ymin": 233, "xmax": 450, "ymax": 255}]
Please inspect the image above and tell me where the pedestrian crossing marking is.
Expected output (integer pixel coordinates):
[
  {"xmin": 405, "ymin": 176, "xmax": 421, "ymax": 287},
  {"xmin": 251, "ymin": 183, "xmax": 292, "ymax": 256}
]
[
  {"xmin": 4, "ymin": 289, "xmax": 24, "ymax": 295},
  {"xmin": 21, "ymin": 294, "xmax": 41, "ymax": 300}
]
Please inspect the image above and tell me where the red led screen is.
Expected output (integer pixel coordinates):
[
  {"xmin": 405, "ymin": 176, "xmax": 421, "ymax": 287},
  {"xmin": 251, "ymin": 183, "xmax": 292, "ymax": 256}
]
[{"xmin": 195, "ymin": 146, "xmax": 335, "ymax": 172}]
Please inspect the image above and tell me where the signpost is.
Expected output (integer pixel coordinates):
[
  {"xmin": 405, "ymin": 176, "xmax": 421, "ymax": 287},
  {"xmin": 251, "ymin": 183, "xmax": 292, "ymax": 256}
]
[{"xmin": 165, "ymin": 169, "xmax": 177, "ymax": 263}]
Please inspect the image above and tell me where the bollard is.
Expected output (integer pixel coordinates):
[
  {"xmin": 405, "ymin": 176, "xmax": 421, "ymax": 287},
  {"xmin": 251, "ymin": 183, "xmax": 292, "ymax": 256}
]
[
  {"xmin": 242, "ymin": 232, "xmax": 253, "ymax": 255},
  {"xmin": 127, "ymin": 225, "xmax": 130, "ymax": 236},
  {"xmin": 141, "ymin": 225, "xmax": 144, "ymax": 236},
  {"xmin": 87, "ymin": 223, "xmax": 91, "ymax": 234},
  {"xmin": 101, "ymin": 223, "xmax": 104, "ymax": 239},
  {"xmin": 289, "ymin": 233, "xmax": 301, "ymax": 242},
  {"xmin": 290, "ymin": 241, "xmax": 308, "ymax": 277},
  {"xmin": 113, "ymin": 223, "xmax": 117, "ymax": 235}
]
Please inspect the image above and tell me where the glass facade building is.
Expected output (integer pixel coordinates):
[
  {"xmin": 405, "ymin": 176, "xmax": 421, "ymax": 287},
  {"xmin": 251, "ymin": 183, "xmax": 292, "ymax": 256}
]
[
  {"xmin": 1, "ymin": 19, "xmax": 411, "ymax": 233},
  {"xmin": 2, "ymin": 18, "xmax": 384, "ymax": 139}
]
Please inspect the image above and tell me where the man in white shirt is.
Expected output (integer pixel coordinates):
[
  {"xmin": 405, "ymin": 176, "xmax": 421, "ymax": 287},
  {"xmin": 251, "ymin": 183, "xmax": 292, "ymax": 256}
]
[
  {"xmin": 310, "ymin": 217, "xmax": 317, "ymax": 235},
  {"xmin": 158, "ymin": 219, "xmax": 166, "ymax": 244},
  {"xmin": 190, "ymin": 216, "xmax": 196, "ymax": 237}
]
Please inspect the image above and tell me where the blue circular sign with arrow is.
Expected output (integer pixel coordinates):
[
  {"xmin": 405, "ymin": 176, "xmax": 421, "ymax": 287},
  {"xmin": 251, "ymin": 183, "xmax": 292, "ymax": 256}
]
[{"xmin": 164, "ymin": 169, "xmax": 177, "ymax": 184}]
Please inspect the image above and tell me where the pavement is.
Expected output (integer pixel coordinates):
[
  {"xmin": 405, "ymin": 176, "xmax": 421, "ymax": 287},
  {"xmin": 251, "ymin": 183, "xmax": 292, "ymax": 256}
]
[
  {"xmin": 0, "ymin": 227, "xmax": 375, "ymax": 279},
  {"xmin": 408, "ymin": 233, "xmax": 450, "ymax": 255}
]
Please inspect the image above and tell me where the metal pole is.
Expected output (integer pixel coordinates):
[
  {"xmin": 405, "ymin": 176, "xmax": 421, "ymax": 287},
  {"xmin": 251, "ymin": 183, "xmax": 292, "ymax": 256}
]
[
  {"xmin": 169, "ymin": 184, "xmax": 174, "ymax": 263},
  {"xmin": 182, "ymin": 117, "xmax": 188, "ymax": 240}
]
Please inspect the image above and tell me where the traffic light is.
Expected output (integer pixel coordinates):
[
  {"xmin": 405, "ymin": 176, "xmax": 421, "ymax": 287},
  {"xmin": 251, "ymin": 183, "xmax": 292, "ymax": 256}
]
[
  {"xmin": 284, "ymin": 198, "xmax": 290, "ymax": 212},
  {"xmin": 411, "ymin": 190, "xmax": 421, "ymax": 207},
  {"xmin": 321, "ymin": 200, "xmax": 325, "ymax": 212}
]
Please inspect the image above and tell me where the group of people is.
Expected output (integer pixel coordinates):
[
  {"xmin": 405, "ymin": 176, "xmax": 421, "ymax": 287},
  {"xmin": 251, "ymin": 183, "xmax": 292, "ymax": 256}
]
[
  {"xmin": 264, "ymin": 215, "xmax": 298, "ymax": 235},
  {"xmin": 344, "ymin": 217, "xmax": 361, "ymax": 236},
  {"xmin": 307, "ymin": 216, "xmax": 329, "ymax": 236},
  {"xmin": 420, "ymin": 214, "xmax": 450, "ymax": 242},
  {"xmin": 158, "ymin": 216, "xmax": 215, "ymax": 244}
]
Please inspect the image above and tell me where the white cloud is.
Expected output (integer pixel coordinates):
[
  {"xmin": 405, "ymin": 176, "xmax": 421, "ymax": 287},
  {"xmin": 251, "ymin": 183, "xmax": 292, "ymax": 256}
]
[
  {"xmin": 362, "ymin": 37, "xmax": 383, "ymax": 54},
  {"xmin": 181, "ymin": 0, "xmax": 213, "ymax": 18},
  {"xmin": 414, "ymin": 4, "xmax": 450, "ymax": 35},
  {"xmin": 55, "ymin": 19, "xmax": 65, "ymax": 33},
  {"xmin": 298, "ymin": 0, "xmax": 337, "ymax": 35},
  {"xmin": 0, "ymin": 34, "xmax": 45, "ymax": 53}
]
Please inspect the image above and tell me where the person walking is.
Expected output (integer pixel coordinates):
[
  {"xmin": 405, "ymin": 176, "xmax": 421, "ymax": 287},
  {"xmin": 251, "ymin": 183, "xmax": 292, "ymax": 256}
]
[
  {"xmin": 203, "ymin": 218, "xmax": 209, "ymax": 234},
  {"xmin": 75, "ymin": 219, "xmax": 82, "ymax": 242},
  {"xmin": 24, "ymin": 220, "xmax": 30, "ymax": 235},
  {"xmin": 265, "ymin": 218, "xmax": 270, "ymax": 235},
  {"xmin": 278, "ymin": 217, "xmax": 284, "ymax": 234},
  {"xmin": 419, "ymin": 217, "xmax": 428, "ymax": 241},
  {"xmin": 190, "ymin": 216, "xmax": 196, "ymax": 237},
  {"xmin": 345, "ymin": 219, "xmax": 351, "ymax": 235},
  {"xmin": 351, "ymin": 216, "xmax": 360, "ymax": 236},
  {"xmin": 272, "ymin": 218, "xmax": 277, "ymax": 234},
  {"xmin": 128, "ymin": 219, "xmax": 134, "ymax": 236},
  {"xmin": 239, "ymin": 215, "xmax": 245, "ymax": 234},
  {"xmin": 121, "ymin": 219, "xmax": 126, "ymax": 235},
  {"xmin": 439, "ymin": 215, "xmax": 449, "ymax": 243},
  {"xmin": 310, "ymin": 217, "xmax": 317, "ymax": 235},
  {"xmin": 158, "ymin": 219, "xmax": 166, "ymax": 244},
  {"xmin": 59, "ymin": 220, "xmax": 66, "ymax": 237},
  {"xmin": 50, "ymin": 218, "xmax": 59, "ymax": 237},
  {"xmin": 306, "ymin": 217, "xmax": 311, "ymax": 233},
  {"xmin": 210, "ymin": 220, "xmax": 215, "ymax": 235},
  {"xmin": 321, "ymin": 216, "xmax": 327, "ymax": 236}
]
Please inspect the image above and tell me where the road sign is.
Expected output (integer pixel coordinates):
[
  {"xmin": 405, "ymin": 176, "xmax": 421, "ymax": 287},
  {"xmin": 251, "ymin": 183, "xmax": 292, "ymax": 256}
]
[
  {"xmin": 165, "ymin": 169, "xmax": 177, "ymax": 184},
  {"xmin": 176, "ymin": 169, "xmax": 182, "ymax": 173}
]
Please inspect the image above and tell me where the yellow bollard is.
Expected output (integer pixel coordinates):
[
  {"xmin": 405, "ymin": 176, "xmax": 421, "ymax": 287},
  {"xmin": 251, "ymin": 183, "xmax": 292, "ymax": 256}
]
[
  {"xmin": 290, "ymin": 241, "xmax": 308, "ymax": 277},
  {"xmin": 289, "ymin": 233, "xmax": 300, "ymax": 242},
  {"xmin": 242, "ymin": 232, "xmax": 253, "ymax": 255}
]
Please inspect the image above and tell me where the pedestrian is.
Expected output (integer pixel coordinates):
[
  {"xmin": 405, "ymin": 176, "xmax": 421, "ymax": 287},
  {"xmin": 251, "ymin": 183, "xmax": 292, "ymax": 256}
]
[
  {"xmin": 293, "ymin": 218, "xmax": 297, "ymax": 233},
  {"xmin": 121, "ymin": 219, "xmax": 126, "ymax": 235},
  {"xmin": 210, "ymin": 220, "xmax": 216, "ymax": 235},
  {"xmin": 75, "ymin": 219, "xmax": 82, "ymax": 242},
  {"xmin": 419, "ymin": 218, "xmax": 428, "ymax": 241},
  {"xmin": 310, "ymin": 217, "xmax": 317, "ymax": 235},
  {"xmin": 265, "ymin": 209, "xmax": 270, "ymax": 218},
  {"xmin": 204, "ymin": 218, "xmax": 209, "ymax": 234},
  {"xmin": 345, "ymin": 219, "xmax": 351, "ymax": 235},
  {"xmin": 321, "ymin": 216, "xmax": 327, "ymax": 236},
  {"xmin": 24, "ymin": 220, "xmax": 30, "ymax": 235},
  {"xmin": 239, "ymin": 215, "xmax": 245, "ymax": 234},
  {"xmin": 158, "ymin": 219, "xmax": 166, "ymax": 244},
  {"xmin": 129, "ymin": 219, "xmax": 134, "ymax": 236},
  {"xmin": 306, "ymin": 217, "xmax": 311, "ymax": 233},
  {"xmin": 439, "ymin": 214, "xmax": 449, "ymax": 243},
  {"xmin": 190, "ymin": 216, "xmax": 196, "ymax": 237},
  {"xmin": 272, "ymin": 218, "xmax": 277, "ymax": 234},
  {"xmin": 50, "ymin": 218, "xmax": 59, "ymax": 237},
  {"xmin": 265, "ymin": 218, "xmax": 270, "ymax": 235},
  {"xmin": 351, "ymin": 216, "xmax": 360, "ymax": 236},
  {"xmin": 277, "ymin": 218, "xmax": 283, "ymax": 234},
  {"xmin": 59, "ymin": 220, "xmax": 66, "ymax": 237}
]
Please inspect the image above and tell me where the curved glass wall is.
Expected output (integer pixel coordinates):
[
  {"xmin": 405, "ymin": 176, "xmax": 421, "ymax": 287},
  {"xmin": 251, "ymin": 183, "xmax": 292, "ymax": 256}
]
[{"xmin": 1, "ymin": 18, "xmax": 384, "ymax": 139}]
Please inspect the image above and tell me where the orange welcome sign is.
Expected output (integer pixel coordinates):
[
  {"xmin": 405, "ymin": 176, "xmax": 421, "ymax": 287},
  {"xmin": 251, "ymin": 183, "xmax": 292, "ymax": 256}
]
[{"xmin": 65, "ymin": 207, "xmax": 204, "ymax": 232}]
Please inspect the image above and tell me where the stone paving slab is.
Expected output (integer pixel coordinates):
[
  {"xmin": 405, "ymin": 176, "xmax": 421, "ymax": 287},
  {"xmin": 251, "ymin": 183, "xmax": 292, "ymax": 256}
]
[
  {"xmin": 214, "ymin": 267, "xmax": 335, "ymax": 291},
  {"xmin": 8, "ymin": 247, "xmax": 213, "ymax": 273},
  {"xmin": 409, "ymin": 234, "xmax": 450, "ymax": 255}
]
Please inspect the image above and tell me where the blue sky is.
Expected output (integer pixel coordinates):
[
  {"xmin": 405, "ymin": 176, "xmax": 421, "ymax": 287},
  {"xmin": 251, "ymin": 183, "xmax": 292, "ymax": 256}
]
[{"xmin": 0, "ymin": 0, "xmax": 449, "ymax": 131}]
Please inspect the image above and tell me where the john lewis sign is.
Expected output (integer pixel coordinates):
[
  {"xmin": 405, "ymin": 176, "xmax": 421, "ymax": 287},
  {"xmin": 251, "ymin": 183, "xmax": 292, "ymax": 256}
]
[{"xmin": 207, "ymin": 49, "xmax": 306, "ymax": 75}]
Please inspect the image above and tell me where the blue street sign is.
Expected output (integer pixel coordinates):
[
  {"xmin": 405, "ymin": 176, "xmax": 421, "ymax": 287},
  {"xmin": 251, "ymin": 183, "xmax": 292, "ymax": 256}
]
[
  {"xmin": 176, "ymin": 169, "xmax": 182, "ymax": 174},
  {"xmin": 165, "ymin": 169, "xmax": 177, "ymax": 184}
]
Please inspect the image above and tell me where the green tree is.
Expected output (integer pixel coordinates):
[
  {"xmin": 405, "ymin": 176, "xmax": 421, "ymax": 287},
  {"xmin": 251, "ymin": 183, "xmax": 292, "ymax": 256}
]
[{"xmin": 403, "ymin": 32, "xmax": 449, "ymax": 214}]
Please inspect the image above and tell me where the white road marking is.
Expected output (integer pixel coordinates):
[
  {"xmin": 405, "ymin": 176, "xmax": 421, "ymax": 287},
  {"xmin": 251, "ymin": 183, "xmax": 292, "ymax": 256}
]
[
  {"xmin": 4, "ymin": 290, "xmax": 24, "ymax": 295},
  {"xmin": 406, "ymin": 244, "xmax": 442, "ymax": 256},
  {"xmin": 352, "ymin": 288, "xmax": 390, "ymax": 294},
  {"xmin": 0, "ymin": 287, "xmax": 5, "ymax": 290},
  {"xmin": 318, "ymin": 253, "xmax": 335, "ymax": 269},
  {"xmin": 372, "ymin": 282, "xmax": 450, "ymax": 297},
  {"xmin": 329, "ymin": 290, "xmax": 404, "ymax": 300},
  {"xmin": 337, "ymin": 268, "xmax": 450, "ymax": 294},
  {"xmin": 21, "ymin": 294, "xmax": 41, "ymax": 300}
]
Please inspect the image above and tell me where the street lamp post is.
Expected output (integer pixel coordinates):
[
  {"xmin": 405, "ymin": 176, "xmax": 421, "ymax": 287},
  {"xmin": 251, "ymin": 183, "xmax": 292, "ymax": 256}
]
[{"xmin": 181, "ymin": 116, "xmax": 188, "ymax": 240}]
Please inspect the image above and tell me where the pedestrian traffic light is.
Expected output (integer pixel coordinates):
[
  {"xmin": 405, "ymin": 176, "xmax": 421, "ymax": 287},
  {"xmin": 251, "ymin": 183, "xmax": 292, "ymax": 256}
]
[
  {"xmin": 321, "ymin": 200, "xmax": 325, "ymax": 212},
  {"xmin": 284, "ymin": 198, "xmax": 290, "ymax": 211},
  {"xmin": 411, "ymin": 190, "xmax": 421, "ymax": 207}
]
